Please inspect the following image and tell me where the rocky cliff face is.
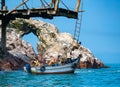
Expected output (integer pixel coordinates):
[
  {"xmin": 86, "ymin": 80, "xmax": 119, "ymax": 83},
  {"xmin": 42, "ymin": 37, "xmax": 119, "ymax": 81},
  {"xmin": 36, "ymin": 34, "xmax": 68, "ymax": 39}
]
[
  {"xmin": 0, "ymin": 18, "xmax": 104, "ymax": 71},
  {"xmin": 0, "ymin": 27, "xmax": 36, "ymax": 70}
]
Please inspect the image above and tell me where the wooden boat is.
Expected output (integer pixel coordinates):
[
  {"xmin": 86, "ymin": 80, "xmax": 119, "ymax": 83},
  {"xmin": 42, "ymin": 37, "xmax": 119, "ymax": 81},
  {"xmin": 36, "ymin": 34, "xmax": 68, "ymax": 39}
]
[{"xmin": 24, "ymin": 57, "xmax": 80, "ymax": 74}]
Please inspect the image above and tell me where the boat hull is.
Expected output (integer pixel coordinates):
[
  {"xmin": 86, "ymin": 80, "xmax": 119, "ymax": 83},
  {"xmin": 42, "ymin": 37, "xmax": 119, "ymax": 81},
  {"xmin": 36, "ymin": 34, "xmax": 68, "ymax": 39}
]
[{"xmin": 24, "ymin": 57, "xmax": 79, "ymax": 74}]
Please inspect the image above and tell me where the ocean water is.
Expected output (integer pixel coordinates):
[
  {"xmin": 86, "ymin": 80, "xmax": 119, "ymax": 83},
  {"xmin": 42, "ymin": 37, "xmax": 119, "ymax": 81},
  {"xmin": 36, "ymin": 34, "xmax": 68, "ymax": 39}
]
[{"xmin": 0, "ymin": 64, "xmax": 120, "ymax": 87}]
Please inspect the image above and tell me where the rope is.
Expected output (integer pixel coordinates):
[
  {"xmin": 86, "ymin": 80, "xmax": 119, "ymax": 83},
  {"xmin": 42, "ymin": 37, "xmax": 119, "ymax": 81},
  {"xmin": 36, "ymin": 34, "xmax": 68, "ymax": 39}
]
[
  {"xmin": 43, "ymin": 0, "xmax": 51, "ymax": 8},
  {"xmin": 24, "ymin": 2, "xmax": 29, "ymax": 9},
  {"xmin": 40, "ymin": 0, "xmax": 51, "ymax": 8},
  {"xmin": 31, "ymin": 0, "xmax": 33, "ymax": 8},
  {"xmin": 80, "ymin": 0, "xmax": 84, "ymax": 12},
  {"xmin": 22, "ymin": 0, "xmax": 29, "ymax": 9},
  {"xmin": 60, "ymin": 0, "xmax": 69, "ymax": 10},
  {"xmin": 7, "ymin": 0, "xmax": 29, "ymax": 15},
  {"xmin": 40, "ymin": 0, "xmax": 46, "ymax": 8}
]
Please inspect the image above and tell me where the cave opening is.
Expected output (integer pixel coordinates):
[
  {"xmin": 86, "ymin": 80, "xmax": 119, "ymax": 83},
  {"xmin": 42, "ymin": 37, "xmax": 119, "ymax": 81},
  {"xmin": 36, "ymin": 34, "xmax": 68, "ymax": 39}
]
[{"xmin": 22, "ymin": 32, "xmax": 39, "ymax": 54}]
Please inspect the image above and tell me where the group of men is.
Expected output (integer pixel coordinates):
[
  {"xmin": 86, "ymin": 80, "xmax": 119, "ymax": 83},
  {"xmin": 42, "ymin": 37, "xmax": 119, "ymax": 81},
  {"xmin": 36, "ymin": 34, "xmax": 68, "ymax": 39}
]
[
  {"xmin": 30, "ymin": 55, "xmax": 67, "ymax": 67},
  {"xmin": 30, "ymin": 46, "xmax": 80, "ymax": 67}
]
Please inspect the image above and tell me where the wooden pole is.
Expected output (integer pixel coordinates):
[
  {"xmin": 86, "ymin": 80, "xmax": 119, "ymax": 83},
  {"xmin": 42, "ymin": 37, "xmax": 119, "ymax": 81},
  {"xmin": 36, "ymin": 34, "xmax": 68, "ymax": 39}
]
[
  {"xmin": 1, "ymin": 19, "xmax": 7, "ymax": 54},
  {"xmin": 1, "ymin": 0, "xmax": 7, "ymax": 54},
  {"xmin": 75, "ymin": 0, "xmax": 81, "ymax": 12},
  {"xmin": 54, "ymin": 0, "xmax": 59, "ymax": 11}
]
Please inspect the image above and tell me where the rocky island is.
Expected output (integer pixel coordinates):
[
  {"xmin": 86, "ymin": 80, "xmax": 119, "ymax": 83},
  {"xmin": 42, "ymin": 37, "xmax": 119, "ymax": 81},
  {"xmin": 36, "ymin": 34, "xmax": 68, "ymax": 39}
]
[{"xmin": 0, "ymin": 18, "xmax": 104, "ymax": 71}]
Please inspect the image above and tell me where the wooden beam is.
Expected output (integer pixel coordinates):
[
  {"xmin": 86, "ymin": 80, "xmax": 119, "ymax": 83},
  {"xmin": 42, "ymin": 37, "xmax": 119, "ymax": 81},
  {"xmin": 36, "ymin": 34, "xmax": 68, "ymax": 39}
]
[
  {"xmin": 0, "ymin": 8, "xmax": 78, "ymax": 19},
  {"xmin": 75, "ymin": 0, "xmax": 81, "ymax": 12}
]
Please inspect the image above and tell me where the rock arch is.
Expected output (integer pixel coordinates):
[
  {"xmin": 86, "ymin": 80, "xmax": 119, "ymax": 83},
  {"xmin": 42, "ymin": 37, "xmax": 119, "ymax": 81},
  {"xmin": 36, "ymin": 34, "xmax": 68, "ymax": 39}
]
[
  {"xmin": 9, "ymin": 18, "xmax": 104, "ymax": 68},
  {"xmin": 10, "ymin": 18, "xmax": 61, "ymax": 53},
  {"xmin": 0, "ymin": 18, "xmax": 104, "ymax": 71}
]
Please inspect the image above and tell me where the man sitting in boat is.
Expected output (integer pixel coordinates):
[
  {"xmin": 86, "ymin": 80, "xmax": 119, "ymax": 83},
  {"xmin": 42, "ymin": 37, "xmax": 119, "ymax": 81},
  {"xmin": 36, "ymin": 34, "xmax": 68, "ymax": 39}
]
[
  {"xmin": 48, "ymin": 56, "xmax": 55, "ymax": 66},
  {"xmin": 30, "ymin": 59, "xmax": 41, "ymax": 67},
  {"xmin": 48, "ymin": 55, "xmax": 64, "ymax": 66}
]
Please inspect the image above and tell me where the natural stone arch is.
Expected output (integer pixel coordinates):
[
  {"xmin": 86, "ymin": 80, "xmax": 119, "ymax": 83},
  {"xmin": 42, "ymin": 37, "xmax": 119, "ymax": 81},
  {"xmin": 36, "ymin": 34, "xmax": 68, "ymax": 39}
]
[
  {"xmin": 9, "ymin": 18, "xmax": 60, "ymax": 54},
  {"xmin": 9, "ymin": 18, "xmax": 78, "ymax": 58},
  {"xmin": 8, "ymin": 18, "xmax": 104, "ymax": 69}
]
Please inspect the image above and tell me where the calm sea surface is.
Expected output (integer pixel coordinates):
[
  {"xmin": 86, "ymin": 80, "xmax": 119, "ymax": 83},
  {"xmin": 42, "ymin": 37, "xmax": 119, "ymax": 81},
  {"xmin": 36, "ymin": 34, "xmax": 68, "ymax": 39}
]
[{"xmin": 0, "ymin": 64, "xmax": 120, "ymax": 87}]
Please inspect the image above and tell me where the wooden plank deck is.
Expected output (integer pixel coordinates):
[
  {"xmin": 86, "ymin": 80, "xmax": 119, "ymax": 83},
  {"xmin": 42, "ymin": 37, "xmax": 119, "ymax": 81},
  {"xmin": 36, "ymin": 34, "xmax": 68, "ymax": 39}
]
[{"xmin": 0, "ymin": 8, "xmax": 78, "ymax": 19}]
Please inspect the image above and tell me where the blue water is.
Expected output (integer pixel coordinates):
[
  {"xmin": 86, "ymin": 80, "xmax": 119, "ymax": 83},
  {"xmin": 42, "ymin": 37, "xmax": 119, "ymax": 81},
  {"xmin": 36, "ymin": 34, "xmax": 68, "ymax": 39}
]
[{"xmin": 0, "ymin": 64, "xmax": 120, "ymax": 87}]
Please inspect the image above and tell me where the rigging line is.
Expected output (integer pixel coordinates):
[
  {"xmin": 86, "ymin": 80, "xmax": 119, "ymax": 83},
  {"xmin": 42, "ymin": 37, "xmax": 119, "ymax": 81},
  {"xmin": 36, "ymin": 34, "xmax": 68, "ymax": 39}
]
[
  {"xmin": 22, "ymin": 0, "xmax": 25, "ymax": 9},
  {"xmin": 6, "ymin": 0, "xmax": 29, "ymax": 15},
  {"xmin": 43, "ymin": 0, "xmax": 51, "ymax": 8},
  {"xmin": 79, "ymin": 0, "xmax": 83, "ymax": 37},
  {"xmin": 40, "ymin": 0, "xmax": 46, "ymax": 8},
  {"xmin": 60, "ymin": 0, "xmax": 69, "ymax": 10},
  {"xmin": 22, "ymin": 0, "xmax": 29, "ymax": 9},
  {"xmin": 24, "ymin": 1, "xmax": 29, "ymax": 9},
  {"xmin": 80, "ymin": 0, "xmax": 83, "ymax": 12},
  {"xmin": 24, "ymin": 3, "xmax": 29, "ymax": 9}
]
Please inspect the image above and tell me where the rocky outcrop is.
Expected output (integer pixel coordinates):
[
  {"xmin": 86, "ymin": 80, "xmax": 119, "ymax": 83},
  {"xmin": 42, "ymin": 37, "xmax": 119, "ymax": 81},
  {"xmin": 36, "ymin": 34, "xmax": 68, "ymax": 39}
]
[
  {"xmin": 0, "ymin": 18, "xmax": 104, "ymax": 71},
  {"xmin": 77, "ymin": 46, "xmax": 104, "ymax": 68},
  {"xmin": 6, "ymin": 28, "xmax": 36, "ymax": 59},
  {"xmin": 0, "ymin": 27, "xmax": 36, "ymax": 70},
  {"xmin": 15, "ymin": 18, "xmax": 104, "ymax": 68},
  {"xmin": 0, "ymin": 54, "xmax": 26, "ymax": 71}
]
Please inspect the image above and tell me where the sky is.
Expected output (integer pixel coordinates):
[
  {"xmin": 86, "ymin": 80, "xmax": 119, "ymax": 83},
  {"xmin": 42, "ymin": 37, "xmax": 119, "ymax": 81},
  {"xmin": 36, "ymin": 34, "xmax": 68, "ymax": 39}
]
[{"xmin": 5, "ymin": 0, "xmax": 120, "ymax": 64}]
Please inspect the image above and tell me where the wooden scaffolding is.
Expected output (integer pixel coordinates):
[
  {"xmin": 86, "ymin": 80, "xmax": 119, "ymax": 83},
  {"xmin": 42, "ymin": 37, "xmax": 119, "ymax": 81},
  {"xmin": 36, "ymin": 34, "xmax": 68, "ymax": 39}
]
[{"xmin": 0, "ymin": 0, "xmax": 81, "ymax": 55}]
